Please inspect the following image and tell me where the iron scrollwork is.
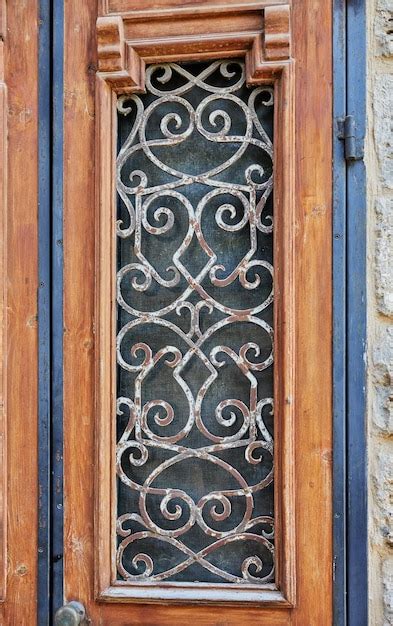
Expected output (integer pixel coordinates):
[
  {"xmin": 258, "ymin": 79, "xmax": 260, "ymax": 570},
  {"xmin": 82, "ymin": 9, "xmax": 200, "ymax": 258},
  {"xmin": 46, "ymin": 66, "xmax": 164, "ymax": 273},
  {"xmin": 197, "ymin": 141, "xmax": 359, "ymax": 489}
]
[{"xmin": 115, "ymin": 60, "xmax": 275, "ymax": 586}]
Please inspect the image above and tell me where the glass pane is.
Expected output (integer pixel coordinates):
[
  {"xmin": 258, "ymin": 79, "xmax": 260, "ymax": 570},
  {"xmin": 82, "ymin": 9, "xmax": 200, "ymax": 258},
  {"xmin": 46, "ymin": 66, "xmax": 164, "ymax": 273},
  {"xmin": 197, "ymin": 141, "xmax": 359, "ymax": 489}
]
[{"xmin": 115, "ymin": 60, "xmax": 275, "ymax": 587}]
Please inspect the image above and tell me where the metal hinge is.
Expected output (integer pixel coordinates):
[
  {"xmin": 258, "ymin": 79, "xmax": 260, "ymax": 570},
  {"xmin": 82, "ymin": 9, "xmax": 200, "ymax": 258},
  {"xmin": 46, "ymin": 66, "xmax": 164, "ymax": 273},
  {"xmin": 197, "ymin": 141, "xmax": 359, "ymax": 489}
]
[{"xmin": 337, "ymin": 115, "xmax": 364, "ymax": 161}]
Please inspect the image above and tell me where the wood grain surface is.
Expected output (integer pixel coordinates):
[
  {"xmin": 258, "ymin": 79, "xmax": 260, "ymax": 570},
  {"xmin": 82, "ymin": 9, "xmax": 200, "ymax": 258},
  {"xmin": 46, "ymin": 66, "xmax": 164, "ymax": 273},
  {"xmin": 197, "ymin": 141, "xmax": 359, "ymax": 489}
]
[{"xmin": 0, "ymin": 2, "xmax": 39, "ymax": 623}]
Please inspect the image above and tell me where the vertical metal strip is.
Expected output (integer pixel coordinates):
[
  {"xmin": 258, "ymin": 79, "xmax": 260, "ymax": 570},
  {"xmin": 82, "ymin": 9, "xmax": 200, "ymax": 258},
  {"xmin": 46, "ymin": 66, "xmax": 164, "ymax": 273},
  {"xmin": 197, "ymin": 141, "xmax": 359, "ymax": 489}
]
[
  {"xmin": 38, "ymin": 0, "xmax": 51, "ymax": 623},
  {"xmin": 333, "ymin": 1, "xmax": 347, "ymax": 624},
  {"xmin": 51, "ymin": 0, "xmax": 64, "ymax": 617},
  {"xmin": 346, "ymin": 1, "xmax": 367, "ymax": 625}
]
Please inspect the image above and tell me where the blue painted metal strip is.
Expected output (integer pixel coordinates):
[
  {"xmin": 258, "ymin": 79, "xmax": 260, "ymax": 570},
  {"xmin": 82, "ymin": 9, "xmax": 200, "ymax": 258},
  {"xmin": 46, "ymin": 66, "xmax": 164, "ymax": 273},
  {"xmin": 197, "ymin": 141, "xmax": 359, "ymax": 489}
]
[
  {"xmin": 51, "ymin": 0, "xmax": 65, "ymax": 617},
  {"xmin": 38, "ymin": 0, "xmax": 51, "ymax": 623},
  {"xmin": 333, "ymin": 1, "xmax": 347, "ymax": 623},
  {"xmin": 346, "ymin": 1, "xmax": 367, "ymax": 625}
]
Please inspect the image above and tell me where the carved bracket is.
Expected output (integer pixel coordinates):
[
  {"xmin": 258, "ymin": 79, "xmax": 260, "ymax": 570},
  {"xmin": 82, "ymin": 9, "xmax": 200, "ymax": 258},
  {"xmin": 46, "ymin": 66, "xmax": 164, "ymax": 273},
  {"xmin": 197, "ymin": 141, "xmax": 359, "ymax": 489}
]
[
  {"xmin": 264, "ymin": 5, "xmax": 290, "ymax": 61},
  {"xmin": 97, "ymin": 16, "xmax": 145, "ymax": 93},
  {"xmin": 97, "ymin": 3, "xmax": 292, "ymax": 94}
]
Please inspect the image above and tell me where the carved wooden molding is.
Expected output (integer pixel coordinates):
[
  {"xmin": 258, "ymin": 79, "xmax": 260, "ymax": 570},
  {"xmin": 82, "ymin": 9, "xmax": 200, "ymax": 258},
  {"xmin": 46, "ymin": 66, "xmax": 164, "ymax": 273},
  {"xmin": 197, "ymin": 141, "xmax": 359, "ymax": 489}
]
[
  {"xmin": 102, "ymin": 0, "xmax": 289, "ymax": 15},
  {"xmin": 96, "ymin": 4, "xmax": 291, "ymax": 93}
]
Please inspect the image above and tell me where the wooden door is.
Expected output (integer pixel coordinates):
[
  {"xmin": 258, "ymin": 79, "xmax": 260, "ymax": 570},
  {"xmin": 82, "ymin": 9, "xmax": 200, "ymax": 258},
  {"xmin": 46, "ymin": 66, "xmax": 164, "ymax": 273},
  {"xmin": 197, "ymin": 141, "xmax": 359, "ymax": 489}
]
[{"xmin": 63, "ymin": 0, "xmax": 332, "ymax": 624}]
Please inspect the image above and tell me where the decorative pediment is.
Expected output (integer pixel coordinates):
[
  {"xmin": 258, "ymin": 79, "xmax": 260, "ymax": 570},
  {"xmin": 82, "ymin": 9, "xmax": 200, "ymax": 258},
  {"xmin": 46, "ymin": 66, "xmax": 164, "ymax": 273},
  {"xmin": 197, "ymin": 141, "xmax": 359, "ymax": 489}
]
[{"xmin": 96, "ymin": 3, "xmax": 291, "ymax": 93}]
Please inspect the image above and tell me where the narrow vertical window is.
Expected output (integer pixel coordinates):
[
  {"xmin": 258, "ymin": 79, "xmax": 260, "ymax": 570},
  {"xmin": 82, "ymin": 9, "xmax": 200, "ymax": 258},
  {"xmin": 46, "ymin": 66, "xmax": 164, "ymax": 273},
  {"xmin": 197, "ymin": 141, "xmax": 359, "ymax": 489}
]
[{"xmin": 115, "ymin": 60, "xmax": 275, "ymax": 587}]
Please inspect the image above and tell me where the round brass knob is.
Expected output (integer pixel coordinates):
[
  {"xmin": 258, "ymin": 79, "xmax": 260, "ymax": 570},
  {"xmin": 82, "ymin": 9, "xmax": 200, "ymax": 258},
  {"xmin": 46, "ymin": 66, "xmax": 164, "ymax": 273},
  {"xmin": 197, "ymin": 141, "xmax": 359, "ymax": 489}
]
[{"xmin": 54, "ymin": 601, "xmax": 86, "ymax": 626}]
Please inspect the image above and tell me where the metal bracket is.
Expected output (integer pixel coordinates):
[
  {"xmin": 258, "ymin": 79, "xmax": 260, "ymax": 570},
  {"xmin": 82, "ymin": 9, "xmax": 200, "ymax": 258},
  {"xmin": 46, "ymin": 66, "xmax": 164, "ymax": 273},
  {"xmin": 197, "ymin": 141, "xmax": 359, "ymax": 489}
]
[{"xmin": 337, "ymin": 115, "xmax": 364, "ymax": 161}]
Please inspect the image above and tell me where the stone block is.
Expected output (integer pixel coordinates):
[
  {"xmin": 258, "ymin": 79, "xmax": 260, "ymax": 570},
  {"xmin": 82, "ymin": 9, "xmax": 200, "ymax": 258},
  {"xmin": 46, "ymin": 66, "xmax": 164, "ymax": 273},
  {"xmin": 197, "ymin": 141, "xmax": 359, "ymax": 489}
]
[
  {"xmin": 383, "ymin": 558, "xmax": 393, "ymax": 625},
  {"xmin": 374, "ymin": 75, "xmax": 393, "ymax": 190},
  {"xmin": 375, "ymin": 197, "xmax": 393, "ymax": 317},
  {"xmin": 371, "ymin": 443, "xmax": 393, "ymax": 548},
  {"xmin": 375, "ymin": 1, "xmax": 393, "ymax": 57}
]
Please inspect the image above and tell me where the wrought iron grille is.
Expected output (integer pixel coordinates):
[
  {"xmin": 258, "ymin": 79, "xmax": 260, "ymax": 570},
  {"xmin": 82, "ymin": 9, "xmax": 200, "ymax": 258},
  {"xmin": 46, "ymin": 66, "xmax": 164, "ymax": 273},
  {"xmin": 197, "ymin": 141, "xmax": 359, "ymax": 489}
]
[{"xmin": 115, "ymin": 60, "xmax": 275, "ymax": 586}]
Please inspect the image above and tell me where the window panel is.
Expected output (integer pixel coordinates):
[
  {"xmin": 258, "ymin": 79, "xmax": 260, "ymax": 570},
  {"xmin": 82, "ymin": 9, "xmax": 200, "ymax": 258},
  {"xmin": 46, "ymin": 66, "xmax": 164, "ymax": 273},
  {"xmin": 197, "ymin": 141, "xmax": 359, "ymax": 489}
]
[{"xmin": 115, "ymin": 61, "xmax": 275, "ymax": 587}]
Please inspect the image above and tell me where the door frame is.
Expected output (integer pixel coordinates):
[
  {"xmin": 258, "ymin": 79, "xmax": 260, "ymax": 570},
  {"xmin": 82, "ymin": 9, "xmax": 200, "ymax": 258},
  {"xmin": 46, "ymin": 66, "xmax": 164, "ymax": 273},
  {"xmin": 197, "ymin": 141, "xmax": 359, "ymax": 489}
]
[{"xmin": 36, "ymin": 0, "xmax": 368, "ymax": 623}]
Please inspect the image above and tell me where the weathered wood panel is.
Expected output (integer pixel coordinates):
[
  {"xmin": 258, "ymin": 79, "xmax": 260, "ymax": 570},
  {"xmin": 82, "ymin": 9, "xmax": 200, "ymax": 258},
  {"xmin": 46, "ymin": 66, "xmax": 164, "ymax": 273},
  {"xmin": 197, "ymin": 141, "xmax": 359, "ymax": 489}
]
[
  {"xmin": 0, "ymin": 1, "xmax": 39, "ymax": 623},
  {"xmin": 292, "ymin": 0, "xmax": 333, "ymax": 622}
]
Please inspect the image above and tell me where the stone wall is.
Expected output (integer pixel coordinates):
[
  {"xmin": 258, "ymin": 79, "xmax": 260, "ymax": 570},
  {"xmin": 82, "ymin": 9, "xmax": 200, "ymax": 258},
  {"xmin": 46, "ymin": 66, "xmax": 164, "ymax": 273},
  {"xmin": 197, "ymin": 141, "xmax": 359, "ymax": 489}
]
[{"xmin": 368, "ymin": 1, "xmax": 393, "ymax": 624}]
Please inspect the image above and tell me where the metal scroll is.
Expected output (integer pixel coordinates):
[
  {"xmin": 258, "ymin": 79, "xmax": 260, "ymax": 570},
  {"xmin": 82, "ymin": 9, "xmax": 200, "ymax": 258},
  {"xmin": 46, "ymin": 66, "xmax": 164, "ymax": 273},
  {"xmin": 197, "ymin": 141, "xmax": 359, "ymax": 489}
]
[{"xmin": 115, "ymin": 60, "xmax": 275, "ymax": 586}]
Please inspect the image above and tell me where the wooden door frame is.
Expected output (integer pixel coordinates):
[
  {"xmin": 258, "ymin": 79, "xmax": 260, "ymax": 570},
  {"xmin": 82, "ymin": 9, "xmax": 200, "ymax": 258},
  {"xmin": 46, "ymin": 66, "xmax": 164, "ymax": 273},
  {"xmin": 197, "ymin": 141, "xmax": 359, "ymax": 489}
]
[
  {"xmin": 95, "ymin": 5, "xmax": 295, "ymax": 608},
  {"xmin": 29, "ymin": 0, "xmax": 368, "ymax": 624}
]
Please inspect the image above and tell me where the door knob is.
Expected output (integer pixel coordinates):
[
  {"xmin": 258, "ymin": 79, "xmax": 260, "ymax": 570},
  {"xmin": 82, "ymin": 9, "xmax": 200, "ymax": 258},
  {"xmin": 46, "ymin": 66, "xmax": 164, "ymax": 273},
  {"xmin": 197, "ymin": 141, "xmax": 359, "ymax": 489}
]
[{"xmin": 54, "ymin": 601, "xmax": 86, "ymax": 626}]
